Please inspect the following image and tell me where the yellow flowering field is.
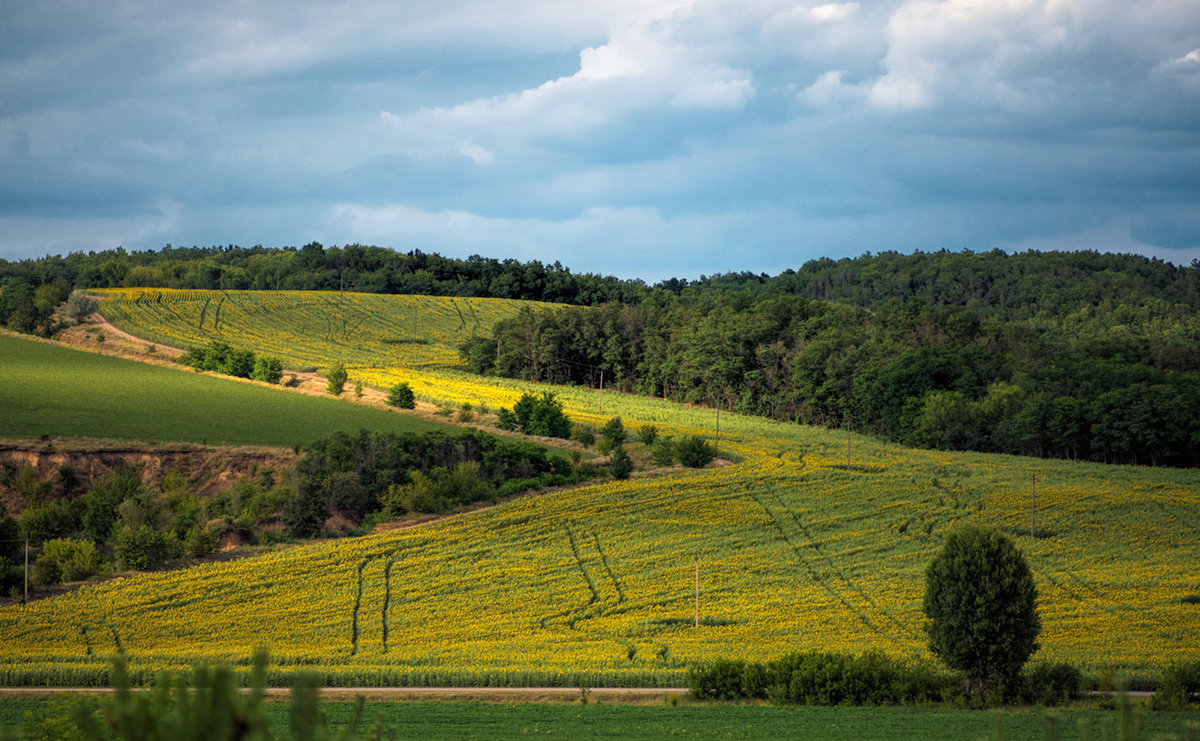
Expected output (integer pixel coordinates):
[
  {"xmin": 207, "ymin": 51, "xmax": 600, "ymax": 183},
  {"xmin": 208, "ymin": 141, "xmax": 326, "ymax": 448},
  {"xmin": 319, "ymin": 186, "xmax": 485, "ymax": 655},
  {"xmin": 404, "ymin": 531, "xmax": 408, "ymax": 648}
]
[{"xmin": 1, "ymin": 288, "xmax": 1195, "ymax": 685}]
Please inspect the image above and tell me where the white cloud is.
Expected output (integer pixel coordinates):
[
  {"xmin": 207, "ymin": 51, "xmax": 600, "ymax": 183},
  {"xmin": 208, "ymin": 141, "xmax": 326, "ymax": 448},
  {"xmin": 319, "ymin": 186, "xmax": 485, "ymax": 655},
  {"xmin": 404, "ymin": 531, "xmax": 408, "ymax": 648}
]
[
  {"xmin": 811, "ymin": 3, "xmax": 859, "ymax": 22},
  {"xmin": 378, "ymin": 9, "xmax": 756, "ymax": 158}
]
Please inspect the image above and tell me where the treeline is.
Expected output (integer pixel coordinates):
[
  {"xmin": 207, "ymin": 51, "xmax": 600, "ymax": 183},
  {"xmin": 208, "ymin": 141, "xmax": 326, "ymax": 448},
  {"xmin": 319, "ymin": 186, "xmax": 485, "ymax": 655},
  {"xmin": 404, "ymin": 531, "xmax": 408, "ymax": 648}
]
[
  {"xmin": 5, "ymin": 244, "xmax": 1197, "ymax": 319},
  {"xmin": 286, "ymin": 428, "xmax": 582, "ymax": 538},
  {"xmin": 0, "ymin": 243, "xmax": 648, "ymax": 307},
  {"xmin": 476, "ymin": 295, "xmax": 1200, "ymax": 467},
  {"xmin": 674, "ymin": 249, "xmax": 1200, "ymax": 319},
  {"xmin": 0, "ymin": 465, "xmax": 295, "ymax": 595}
]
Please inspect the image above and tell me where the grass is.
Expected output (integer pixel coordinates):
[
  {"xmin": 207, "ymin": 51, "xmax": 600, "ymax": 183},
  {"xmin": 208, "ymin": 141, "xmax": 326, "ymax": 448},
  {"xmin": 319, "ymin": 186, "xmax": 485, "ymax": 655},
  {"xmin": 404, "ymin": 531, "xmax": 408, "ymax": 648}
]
[
  {"xmin": 1, "ymin": 698, "xmax": 1197, "ymax": 740},
  {"xmin": 0, "ymin": 332, "xmax": 449, "ymax": 447},
  {"xmin": 0, "ymin": 289, "xmax": 1195, "ymax": 686}
]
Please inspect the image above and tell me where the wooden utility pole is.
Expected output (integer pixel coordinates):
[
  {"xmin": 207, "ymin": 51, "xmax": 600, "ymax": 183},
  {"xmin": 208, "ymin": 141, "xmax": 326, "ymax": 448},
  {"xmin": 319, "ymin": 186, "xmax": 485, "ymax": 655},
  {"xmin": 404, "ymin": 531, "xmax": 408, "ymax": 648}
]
[
  {"xmin": 694, "ymin": 556, "xmax": 700, "ymax": 628},
  {"xmin": 1030, "ymin": 474, "xmax": 1037, "ymax": 540}
]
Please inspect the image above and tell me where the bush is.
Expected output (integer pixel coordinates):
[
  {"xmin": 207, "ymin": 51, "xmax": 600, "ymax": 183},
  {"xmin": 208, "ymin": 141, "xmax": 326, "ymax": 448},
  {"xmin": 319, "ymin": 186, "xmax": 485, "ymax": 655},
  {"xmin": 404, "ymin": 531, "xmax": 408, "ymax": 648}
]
[
  {"xmin": 113, "ymin": 524, "xmax": 178, "ymax": 571},
  {"xmin": 688, "ymin": 651, "xmax": 955, "ymax": 706},
  {"xmin": 1152, "ymin": 660, "xmax": 1200, "ymax": 709},
  {"xmin": 571, "ymin": 424, "xmax": 596, "ymax": 447},
  {"xmin": 184, "ymin": 524, "xmax": 219, "ymax": 558},
  {"xmin": 21, "ymin": 499, "xmax": 81, "ymax": 546},
  {"xmin": 30, "ymin": 555, "xmax": 61, "ymax": 589},
  {"xmin": 506, "ymin": 392, "xmax": 571, "ymax": 439},
  {"xmin": 924, "ymin": 526, "xmax": 1040, "ymax": 694},
  {"xmin": 250, "ymin": 355, "xmax": 283, "ymax": 384},
  {"xmin": 687, "ymin": 658, "xmax": 750, "ymax": 701},
  {"xmin": 601, "ymin": 417, "xmax": 627, "ymax": 446},
  {"xmin": 609, "ymin": 446, "xmax": 634, "ymax": 480},
  {"xmin": 65, "ymin": 291, "xmax": 98, "ymax": 323},
  {"xmin": 386, "ymin": 381, "xmax": 416, "ymax": 409},
  {"xmin": 637, "ymin": 424, "xmax": 659, "ymax": 445},
  {"xmin": 324, "ymin": 361, "xmax": 348, "ymax": 395},
  {"xmin": 41, "ymin": 537, "xmax": 99, "ymax": 582},
  {"xmin": 1021, "ymin": 661, "xmax": 1081, "ymax": 706},
  {"xmin": 651, "ymin": 438, "xmax": 676, "ymax": 466},
  {"xmin": 676, "ymin": 435, "xmax": 716, "ymax": 468}
]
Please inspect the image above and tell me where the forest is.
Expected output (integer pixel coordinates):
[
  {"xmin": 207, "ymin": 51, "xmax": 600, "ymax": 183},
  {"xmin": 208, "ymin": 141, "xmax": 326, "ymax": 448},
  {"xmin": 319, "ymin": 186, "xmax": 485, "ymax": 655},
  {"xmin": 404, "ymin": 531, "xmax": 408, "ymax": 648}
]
[{"xmin": 3, "ymin": 244, "xmax": 1198, "ymax": 467}]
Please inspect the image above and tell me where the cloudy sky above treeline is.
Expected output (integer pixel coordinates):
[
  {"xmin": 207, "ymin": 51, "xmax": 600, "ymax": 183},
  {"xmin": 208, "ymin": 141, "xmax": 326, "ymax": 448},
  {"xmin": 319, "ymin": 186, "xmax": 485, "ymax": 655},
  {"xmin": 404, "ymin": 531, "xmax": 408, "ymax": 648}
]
[{"xmin": 2, "ymin": 0, "xmax": 1198, "ymax": 280}]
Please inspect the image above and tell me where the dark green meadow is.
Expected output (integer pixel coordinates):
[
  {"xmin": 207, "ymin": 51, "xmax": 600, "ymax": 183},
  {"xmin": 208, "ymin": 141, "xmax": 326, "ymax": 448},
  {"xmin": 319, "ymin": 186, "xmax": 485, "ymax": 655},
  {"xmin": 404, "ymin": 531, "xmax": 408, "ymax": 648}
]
[
  {"xmin": 1, "ymin": 698, "xmax": 1197, "ymax": 740},
  {"xmin": 0, "ymin": 333, "xmax": 447, "ymax": 447}
]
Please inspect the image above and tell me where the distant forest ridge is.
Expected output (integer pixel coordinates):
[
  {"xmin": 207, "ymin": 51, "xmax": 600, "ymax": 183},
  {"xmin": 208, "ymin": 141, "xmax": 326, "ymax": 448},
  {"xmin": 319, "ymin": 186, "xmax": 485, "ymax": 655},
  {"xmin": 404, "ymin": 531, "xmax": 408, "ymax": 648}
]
[
  {"xmin": 2, "ymin": 243, "xmax": 1199, "ymax": 317},
  {"xmin": 4, "ymin": 244, "xmax": 1199, "ymax": 467}
]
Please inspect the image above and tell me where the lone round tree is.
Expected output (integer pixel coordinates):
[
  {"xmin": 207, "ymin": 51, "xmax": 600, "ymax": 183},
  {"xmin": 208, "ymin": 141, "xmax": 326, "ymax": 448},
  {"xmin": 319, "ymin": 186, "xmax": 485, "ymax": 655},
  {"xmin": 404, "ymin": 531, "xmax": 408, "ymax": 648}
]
[{"xmin": 923, "ymin": 525, "xmax": 1040, "ymax": 694}]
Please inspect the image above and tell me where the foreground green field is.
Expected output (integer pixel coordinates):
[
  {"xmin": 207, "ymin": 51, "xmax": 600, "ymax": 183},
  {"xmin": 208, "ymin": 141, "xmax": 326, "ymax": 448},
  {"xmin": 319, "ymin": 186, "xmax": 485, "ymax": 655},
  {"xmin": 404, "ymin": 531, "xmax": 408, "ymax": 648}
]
[
  {"xmin": 0, "ymin": 288, "xmax": 1196, "ymax": 685},
  {"xmin": 0, "ymin": 332, "xmax": 448, "ymax": 446},
  {"xmin": 3, "ymin": 698, "xmax": 1197, "ymax": 740}
]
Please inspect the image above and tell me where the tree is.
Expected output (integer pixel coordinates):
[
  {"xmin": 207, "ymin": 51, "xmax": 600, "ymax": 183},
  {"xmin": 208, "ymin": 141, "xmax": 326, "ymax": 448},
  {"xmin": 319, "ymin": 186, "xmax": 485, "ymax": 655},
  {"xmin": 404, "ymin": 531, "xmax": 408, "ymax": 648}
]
[
  {"xmin": 324, "ymin": 362, "xmax": 348, "ymax": 395},
  {"xmin": 609, "ymin": 445, "xmax": 633, "ymax": 480},
  {"xmin": 924, "ymin": 526, "xmax": 1040, "ymax": 694},
  {"xmin": 387, "ymin": 381, "xmax": 415, "ymax": 409},
  {"xmin": 675, "ymin": 435, "xmax": 716, "ymax": 468},
  {"xmin": 250, "ymin": 356, "xmax": 284, "ymax": 384}
]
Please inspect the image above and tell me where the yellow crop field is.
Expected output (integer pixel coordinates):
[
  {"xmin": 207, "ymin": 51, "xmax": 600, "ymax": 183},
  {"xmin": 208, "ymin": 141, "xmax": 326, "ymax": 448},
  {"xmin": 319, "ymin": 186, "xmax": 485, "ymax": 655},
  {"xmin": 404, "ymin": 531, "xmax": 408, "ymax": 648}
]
[{"xmin": 2, "ymin": 288, "xmax": 1196, "ymax": 686}]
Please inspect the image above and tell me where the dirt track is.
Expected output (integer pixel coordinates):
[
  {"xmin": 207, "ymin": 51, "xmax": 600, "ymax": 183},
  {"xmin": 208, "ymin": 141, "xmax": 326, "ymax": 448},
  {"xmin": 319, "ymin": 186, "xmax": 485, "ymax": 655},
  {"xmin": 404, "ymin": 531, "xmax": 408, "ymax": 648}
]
[{"xmin": 0, "ymin": 686, "xmax": 691, "ymax": 704}]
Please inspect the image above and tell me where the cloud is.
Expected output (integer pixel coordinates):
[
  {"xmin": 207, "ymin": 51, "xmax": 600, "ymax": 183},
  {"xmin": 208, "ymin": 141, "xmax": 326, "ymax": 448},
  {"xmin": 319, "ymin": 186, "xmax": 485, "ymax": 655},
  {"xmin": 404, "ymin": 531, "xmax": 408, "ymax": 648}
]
[{"xmin": 378, "ymin": 10, "xmax": 756, "ymax": 161}]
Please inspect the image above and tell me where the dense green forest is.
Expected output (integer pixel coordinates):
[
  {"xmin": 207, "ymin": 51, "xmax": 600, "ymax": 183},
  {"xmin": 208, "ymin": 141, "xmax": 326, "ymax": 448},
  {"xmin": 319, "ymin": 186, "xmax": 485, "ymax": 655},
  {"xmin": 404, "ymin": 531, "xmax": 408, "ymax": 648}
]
[
  {"xmin": 3, "ymin": 244, "xmax": 1198, "ymax": 467},
  {"xmin": 476, "ymin": 292, "xmax": 1200, "ymax": 467}
]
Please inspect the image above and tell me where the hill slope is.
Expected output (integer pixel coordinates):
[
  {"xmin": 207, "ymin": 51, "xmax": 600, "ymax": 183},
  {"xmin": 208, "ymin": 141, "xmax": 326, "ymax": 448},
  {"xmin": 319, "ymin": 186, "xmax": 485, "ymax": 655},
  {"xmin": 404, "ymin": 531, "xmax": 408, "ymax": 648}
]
[
  {"xmin": 0, "ymin": 332, "xmax": 447, "ymax": 446},
  {"xmin": 0, "ymin": 290, "xmax": 1196, "ymax": 685}
]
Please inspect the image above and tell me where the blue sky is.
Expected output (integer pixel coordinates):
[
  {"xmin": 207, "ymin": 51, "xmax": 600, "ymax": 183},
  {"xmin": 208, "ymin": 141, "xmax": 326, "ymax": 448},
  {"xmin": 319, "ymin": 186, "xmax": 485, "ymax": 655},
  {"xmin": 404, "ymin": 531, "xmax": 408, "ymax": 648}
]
[{"xmin": 2, "ymin": 0, "xmax": 1198, "ymax": 281}]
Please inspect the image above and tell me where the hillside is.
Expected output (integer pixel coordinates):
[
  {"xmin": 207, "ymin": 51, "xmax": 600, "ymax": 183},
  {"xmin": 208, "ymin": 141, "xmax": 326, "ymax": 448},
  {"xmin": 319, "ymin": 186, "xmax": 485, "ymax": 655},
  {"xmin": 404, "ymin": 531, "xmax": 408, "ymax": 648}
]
[
  {"xmin": 0, "ymin": 331, "xmax": 449, "ymax": 447},
  {"xmin": 0, "ymin": 289, "xmax": 1195, "ymax": 686}
]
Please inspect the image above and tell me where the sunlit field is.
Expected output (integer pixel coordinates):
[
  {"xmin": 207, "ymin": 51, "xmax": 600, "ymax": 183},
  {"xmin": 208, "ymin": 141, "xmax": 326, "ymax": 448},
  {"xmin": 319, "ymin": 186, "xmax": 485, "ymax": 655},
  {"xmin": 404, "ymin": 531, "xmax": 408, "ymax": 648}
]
[{"xmin": 0, "ymin": 288, "xmax": 1194, "ymax": 686}]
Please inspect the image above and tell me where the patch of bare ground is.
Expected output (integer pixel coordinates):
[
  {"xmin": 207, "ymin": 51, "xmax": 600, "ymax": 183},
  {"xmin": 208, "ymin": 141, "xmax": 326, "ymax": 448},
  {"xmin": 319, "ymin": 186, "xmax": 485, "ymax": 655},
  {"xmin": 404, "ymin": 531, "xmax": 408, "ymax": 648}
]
[{"xmin": 0, "ymin": 439, "xmax": 298, "ymax": 514}]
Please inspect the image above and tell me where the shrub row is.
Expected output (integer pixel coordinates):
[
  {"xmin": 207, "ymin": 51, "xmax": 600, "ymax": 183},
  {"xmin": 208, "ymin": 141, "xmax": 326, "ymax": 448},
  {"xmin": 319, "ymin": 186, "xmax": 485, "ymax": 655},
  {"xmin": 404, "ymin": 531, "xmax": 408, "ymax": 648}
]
[
  {"xmin": 179, "ymin": 340, "xmax": 283, "ymax": 384},
  {"xmin": 687, "ymin": 651, "xmax": 1083, "ymax": 707}
]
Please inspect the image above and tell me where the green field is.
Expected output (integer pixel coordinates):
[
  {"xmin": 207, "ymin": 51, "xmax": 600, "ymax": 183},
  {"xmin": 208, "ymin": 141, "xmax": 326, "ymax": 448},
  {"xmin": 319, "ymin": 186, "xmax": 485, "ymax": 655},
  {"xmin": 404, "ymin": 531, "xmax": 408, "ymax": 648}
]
[
  {"xmin": 2, "ymin": 698, "xmax": 1197, "ymax": 740},
  {"xmin": 0, "ymin": 332, "xmax": 448, "ymax": 446},
  {"xmin": 0, "ymin": 289, "xmax": 1196, "ymax": 687}
]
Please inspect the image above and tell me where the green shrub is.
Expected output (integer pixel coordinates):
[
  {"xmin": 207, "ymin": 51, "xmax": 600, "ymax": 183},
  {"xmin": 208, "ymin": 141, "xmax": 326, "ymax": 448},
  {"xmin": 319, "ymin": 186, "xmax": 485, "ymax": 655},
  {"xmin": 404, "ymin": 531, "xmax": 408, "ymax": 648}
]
[
  {"xmin": 687, "ymin": 658, "xmax": 750, "ymax": 701},
  {"xmin": 324, "ymin": 361, "xmax": 348, "ymax": 395},
  {"xmin": 250, "ymin": 355, "xmax": 284, "ymax": 384},
  {"xmin": 637, "ymin": 424, "xmax": 659, "ymax": 445},
  {"xmin": 676, "ymin": 435, "xmax": 716, "ymax": 468},
  {"xmin": 1021, "ymin": 661, "xmax": 1081, "ymax": 706},
  {"xmin": 571, "ymin": 423, "xmax": 596, "ymax": 447},
  {"xmin": 651, "ymin": 438, "xmax": 675, "ymax": 466},
  {"xmin": 41, "ymin": 537, "xmax": 99, "ymax": 582},
  {"xmin": 609, "ymin": 445, "xmax": 634, "ymax": 480},
  {"xmin": 601, "ymin": 417, "xmax": 627, "ymax": 446},
  {"xmin": 386, "ymin": 381, "xmax": 416, "ymax": 409},
  {"xmin": 113, "ymin": 524, "xmax": 178, "ymax": 571},
  {"xmin": 1152, "ymin": 660, "xmax": 1200, "ymax": 709}
]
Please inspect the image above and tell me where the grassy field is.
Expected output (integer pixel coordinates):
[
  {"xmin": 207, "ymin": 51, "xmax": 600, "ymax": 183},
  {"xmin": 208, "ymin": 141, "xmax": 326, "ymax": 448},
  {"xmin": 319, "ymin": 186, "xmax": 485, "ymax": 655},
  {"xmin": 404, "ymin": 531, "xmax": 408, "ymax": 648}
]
[
  {"xmin": 0, "ymin": 288, "xmax": 1195, "ymax": 686},
  {"xmin": 2, "ymin": 698, "xmax": 1197, "ymax": 740},
  {"xmin": 0, "ymin": 332, "xmax": 449, "ymax": 446}
]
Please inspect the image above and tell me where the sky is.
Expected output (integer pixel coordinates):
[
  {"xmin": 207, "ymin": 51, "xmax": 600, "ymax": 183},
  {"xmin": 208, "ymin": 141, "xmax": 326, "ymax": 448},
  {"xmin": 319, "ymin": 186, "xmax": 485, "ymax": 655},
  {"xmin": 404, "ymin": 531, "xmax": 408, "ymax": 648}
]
[{"xmin": 2, "ymin": 0, "xmax": 1199, "ymax": 282}]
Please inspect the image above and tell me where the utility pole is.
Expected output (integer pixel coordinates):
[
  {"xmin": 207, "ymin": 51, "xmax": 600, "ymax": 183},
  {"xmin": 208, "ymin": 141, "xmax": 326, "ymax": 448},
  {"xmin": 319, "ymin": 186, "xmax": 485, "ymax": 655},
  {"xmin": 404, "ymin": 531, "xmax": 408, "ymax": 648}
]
[{"xmin": 1030, "ymin": 474, "xmax": 1037, "ymax": 540}]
